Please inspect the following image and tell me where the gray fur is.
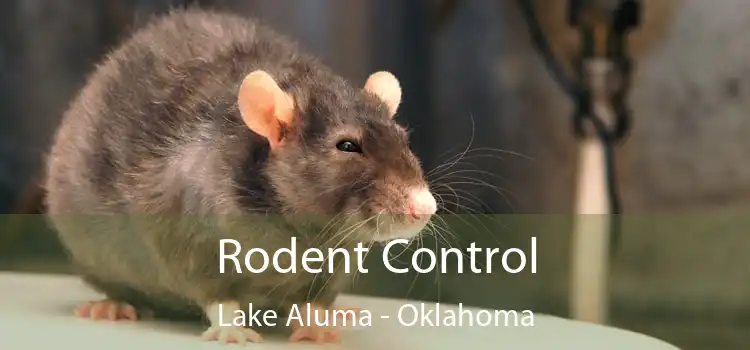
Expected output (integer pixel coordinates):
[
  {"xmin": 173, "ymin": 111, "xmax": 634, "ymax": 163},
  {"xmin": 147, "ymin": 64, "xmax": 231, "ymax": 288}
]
[{"xmin": 44, "ymin": 8, "xmax": 430, "ymax": 329}]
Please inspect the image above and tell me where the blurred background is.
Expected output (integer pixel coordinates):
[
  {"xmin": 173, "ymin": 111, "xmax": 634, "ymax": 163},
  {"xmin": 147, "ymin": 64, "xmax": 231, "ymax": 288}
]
[{"xmin": 1, "ymin": 0, "xmax": 748, "ymax": 349}]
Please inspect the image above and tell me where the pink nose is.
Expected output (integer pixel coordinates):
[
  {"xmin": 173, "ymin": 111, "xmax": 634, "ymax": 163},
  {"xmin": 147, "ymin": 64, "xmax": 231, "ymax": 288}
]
[{"xmin": 407, "ymin": 187, "xmax": 437, "ymax": 218}]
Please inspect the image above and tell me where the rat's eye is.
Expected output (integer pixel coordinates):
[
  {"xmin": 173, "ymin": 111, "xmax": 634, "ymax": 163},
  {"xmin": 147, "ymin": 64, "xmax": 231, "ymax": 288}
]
[{"xmin": 336, "ymin": 140, "xmax": 362, "ymax": 153}]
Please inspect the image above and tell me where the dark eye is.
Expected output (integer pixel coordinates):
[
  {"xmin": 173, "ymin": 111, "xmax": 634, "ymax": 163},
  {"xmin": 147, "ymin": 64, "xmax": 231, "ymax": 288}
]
[{"xmin": 336, "ymin": 140, "xmax": 362, "ymax": 153}]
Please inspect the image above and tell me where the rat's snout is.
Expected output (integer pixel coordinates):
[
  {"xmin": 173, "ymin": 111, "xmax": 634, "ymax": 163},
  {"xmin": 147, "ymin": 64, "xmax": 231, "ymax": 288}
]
[
  {"xmin": 406, "ymin": 187, "xmax": 437, "ymax": 219},
  {"xmin": 358, "ymin": 184, "xmax": 436, "ymax": 242}
]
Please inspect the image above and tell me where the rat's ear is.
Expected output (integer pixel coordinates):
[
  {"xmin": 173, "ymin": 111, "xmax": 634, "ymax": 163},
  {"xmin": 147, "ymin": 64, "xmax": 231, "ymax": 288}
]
[
  {"xmin": 237, "ymin": 70, "xmax": 295, "ymax": 148},
  {"xmin": 364, "ymin": 71, "xmax": 401, "ymax": 118}
]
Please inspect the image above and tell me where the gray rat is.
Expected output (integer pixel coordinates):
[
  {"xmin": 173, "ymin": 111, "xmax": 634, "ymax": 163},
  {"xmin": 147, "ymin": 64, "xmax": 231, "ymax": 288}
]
[{"xmin": 43, "ymin": 8, "xmax": 437, "ymax": 345}]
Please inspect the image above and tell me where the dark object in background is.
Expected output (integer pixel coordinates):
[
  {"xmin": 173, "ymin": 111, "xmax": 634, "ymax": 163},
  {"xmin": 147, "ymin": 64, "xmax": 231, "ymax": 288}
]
[
  {"xmin": 432, "ymin": 0, "xmax": 461, "ymax": 32},
  {"xmin": 0, "ymin": 174, "xmax": 45, "ymax": 255},
  {"xmin": 0, "ymin": 0, "xmax": 132, "ymax": 253},
  {"xmin": 0, "ymin": 0, "xmax": 137, "ymax": 213},
  {"xmin": 515, "ymin": 0, "xmax": 642, "ymax": 255}
]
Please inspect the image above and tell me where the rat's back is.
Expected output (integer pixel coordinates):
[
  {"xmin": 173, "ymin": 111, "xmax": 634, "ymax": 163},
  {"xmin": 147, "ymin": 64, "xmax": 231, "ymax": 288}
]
[
  {"xmin": 43, "ymin": 9, "xmax": 313, "ymax": 300},
  {"xmin": 45, "ymin": 8, "xmax": 306, "ymax": 215}
]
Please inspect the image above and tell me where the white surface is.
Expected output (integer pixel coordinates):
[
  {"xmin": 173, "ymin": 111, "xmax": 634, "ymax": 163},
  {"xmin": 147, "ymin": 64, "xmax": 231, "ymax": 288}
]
[
  {"xmin": 0, "ymin": 272, "xmax": 680, "ymax": 350},
  {"xmin": 571, "ymin": 139, "xmax": 611, "ymax": 323}
]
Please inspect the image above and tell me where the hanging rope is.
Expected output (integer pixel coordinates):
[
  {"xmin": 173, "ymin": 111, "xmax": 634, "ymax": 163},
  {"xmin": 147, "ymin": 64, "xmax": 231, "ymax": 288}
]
[{"xmin": 515, "ymin": 0, "xmax": 641, "ymax": 255}]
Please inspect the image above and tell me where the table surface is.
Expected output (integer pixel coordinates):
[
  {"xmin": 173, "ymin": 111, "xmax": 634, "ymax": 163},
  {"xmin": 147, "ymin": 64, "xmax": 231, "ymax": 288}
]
[{"xmin": 0, "ymin": 272, "xmax": 680, "ymax": 350}]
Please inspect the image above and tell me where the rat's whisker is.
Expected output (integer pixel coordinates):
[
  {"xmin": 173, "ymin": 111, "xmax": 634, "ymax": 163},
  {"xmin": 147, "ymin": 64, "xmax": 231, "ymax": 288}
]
[
  {"xmin": 427, "ymin": 219, "xmax": 455, "ymax": 249},
  {"xmin": 438, "ymin": 203, "xmax": 507, "ymax": 251},
  {"xmin": 403, "ymin": 231, "xmax": 424, "ymax": 299},
  {"xmin": 386, "ymin": 235, "xmax": 412, "ymax": 264},
  {"xmin": 431, "ymin": 167, "xmax": 513, "ymax": 186},
  {"xmin": 428, "ymin": 148, "xmax": 529, "ymax": 180},
  {"xmin": 427, "ymin": 131, "xmax": 533, "ymax": 179},
  {"xmin": 438, "ymin": 178, "xmax": 517, "ymax": 213},
  {"xmin": 425, "ymin": 218, "xmax": 493, "ymax": 272},
  {"xmin": 304, "ymin": 203, "xmax": 374, "ymax": 301},
  {"xmin": 434, "ymin": 147, "xmax": 533, "ymax": 165},
  {"xmin": 309, "ymin": 214, "xmax": 377, "ymax": 301},
  {"xmin": 426, "ymin": 114, "xmax": 476, "ymax": 179},
  {"xmin": 436, "ymin": 190, "xmax": 487, "ymax": 214},
  {"xmin": 433, "ymin": 225, "xmax": 442, "ymax": 302},
  {"xmin": 311, "ymin": 197, "xmax": 373, "ymax": 249},
  {"xmin": 352, "ymin": 211, "xmax": 383, "ymax": 285}
]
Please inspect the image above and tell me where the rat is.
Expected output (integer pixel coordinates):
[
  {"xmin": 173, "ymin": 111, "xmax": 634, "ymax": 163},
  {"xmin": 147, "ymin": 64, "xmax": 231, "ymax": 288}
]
[{"xmin": 43, "ymin": 8, "xmax": 437, "ymax": 345}]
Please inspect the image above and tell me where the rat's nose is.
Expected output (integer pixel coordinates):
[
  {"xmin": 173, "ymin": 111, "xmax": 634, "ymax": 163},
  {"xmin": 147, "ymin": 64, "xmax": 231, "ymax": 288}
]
[{"xmin": 407, "ymin": 187, "xmax": 437, "ymax": 218}]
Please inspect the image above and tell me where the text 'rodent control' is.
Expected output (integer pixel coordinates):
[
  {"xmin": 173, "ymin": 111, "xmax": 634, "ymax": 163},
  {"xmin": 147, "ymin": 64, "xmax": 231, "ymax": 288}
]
[{"xmin": 219, "ymin": 237, "xmax": 537, "ymax": 274}]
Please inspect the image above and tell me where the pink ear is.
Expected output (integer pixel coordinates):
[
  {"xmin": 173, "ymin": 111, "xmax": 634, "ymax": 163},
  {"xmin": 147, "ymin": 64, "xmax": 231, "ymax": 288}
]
[
  {"xmin": 237, "ymin": 70, "xmax": 295, "ymax": 148},
  {"xmin": 364, "ymin": 71, "xmax": 401, "ymax": 118}
]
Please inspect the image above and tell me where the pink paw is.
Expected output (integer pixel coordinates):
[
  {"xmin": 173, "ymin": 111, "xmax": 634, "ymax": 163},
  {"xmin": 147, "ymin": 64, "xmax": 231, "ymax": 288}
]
[
  {"xmin": 289, "ymin": 325, "xmax": 340, "ymax": 344},
  {"xmin": 74, "ymin": 299, "xmax": 138, "ymax": 321},
  {"xmin": 335, "ymin": 307, "xmax": 362, "ymax": 324},
  {"xmin": 288, "ymin": 304, "xmax": 361, "ymax": 344},
  {"xmin": 201, "ymin": 325, "xmax": 264, "ymax": 345}
]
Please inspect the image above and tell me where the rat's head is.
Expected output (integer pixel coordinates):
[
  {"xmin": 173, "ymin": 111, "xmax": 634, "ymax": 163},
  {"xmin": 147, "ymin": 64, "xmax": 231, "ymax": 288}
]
[{"xmin": 237, "ymin": 69, "xmax": 436, "ymax": 244}]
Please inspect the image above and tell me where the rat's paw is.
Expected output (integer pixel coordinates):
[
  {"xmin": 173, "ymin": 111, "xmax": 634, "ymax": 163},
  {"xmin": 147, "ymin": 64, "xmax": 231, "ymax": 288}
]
[
  {"xmin": 74, "ymin": 299, "xmax": 138, "ymax": 321},
  {"xmin": 333, "ymin": 306, "xmax": 362, "ymax": 324},
  {"xmin": 289, "ymin": 324, "xmax": 340, "ymax": 344},
  {"xmin": 201, "ymin": 325, "xmax": 264, "ymax": 345},
  {"xmin": 288, "ymin": 304, "xmax": 357, "ymax": 344}
]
